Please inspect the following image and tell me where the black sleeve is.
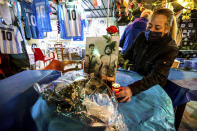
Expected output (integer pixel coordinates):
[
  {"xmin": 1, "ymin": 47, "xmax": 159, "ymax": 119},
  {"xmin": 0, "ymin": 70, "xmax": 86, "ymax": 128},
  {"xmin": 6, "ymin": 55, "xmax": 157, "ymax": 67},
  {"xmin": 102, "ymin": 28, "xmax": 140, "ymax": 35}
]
[{"xmin": 129, "ymin": 46, "xmax": 178, "ymax": 95}]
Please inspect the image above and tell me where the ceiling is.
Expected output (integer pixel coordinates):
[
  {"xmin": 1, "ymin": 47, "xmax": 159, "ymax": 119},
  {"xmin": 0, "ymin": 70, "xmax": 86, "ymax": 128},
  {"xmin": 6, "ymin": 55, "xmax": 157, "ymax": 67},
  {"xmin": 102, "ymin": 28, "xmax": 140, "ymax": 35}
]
[{"xmin": 81, "ymin": 0, "xmax": 116, "ymax": 18}]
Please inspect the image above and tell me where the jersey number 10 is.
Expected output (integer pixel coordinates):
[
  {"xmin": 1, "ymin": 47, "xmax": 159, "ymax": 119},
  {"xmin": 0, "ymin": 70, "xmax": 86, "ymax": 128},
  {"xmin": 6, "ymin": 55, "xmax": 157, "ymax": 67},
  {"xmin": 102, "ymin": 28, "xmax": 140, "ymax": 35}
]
[
  {"xmin": 26, "ymin": 13, "xmax": 36, "ymax": 26},
  {"xmin": 1, "ymin": 31, "xmax": 12, "ymax": 41},
  {"xmin": 36, "ymin": 6, "xmax": 46, "ymax": 18},
  {"xmin": 68, "ymin": 9, "xmax": 76, "ymax": 21}
]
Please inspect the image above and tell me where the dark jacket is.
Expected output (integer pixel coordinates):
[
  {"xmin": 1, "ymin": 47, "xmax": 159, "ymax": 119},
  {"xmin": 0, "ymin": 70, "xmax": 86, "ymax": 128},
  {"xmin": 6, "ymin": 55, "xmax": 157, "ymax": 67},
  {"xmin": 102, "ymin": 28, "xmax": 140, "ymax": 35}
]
[
  {"xmin": 124, "ymin": 32, "xmax": 178, "ymax": 95},
  {"xmin": 120, "ymin": 17, "xmax": 148, "ymax": 53}
]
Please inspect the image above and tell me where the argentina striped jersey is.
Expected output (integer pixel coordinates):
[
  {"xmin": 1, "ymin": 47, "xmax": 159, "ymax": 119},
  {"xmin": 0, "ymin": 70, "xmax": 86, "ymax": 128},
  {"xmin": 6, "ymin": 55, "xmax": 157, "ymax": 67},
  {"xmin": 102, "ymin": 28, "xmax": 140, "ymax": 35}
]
[{"xmin": 0, "ymin": 24, "xmax": 23, "ymax": 54}]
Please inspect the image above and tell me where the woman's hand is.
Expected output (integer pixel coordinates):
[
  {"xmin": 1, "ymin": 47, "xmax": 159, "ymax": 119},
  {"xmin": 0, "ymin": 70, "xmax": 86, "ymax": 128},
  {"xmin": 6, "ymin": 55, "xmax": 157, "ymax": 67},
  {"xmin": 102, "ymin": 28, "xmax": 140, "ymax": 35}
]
[
  {"xmin": 115, "ymin": 87, "xmax": 133, "ymax": 103},
  {"xmin": 90, "ymin": 73, "xmax": 95, "ymax": 78},
  {"xmin": 101, "ymin": 75, "xmax": 115, "ymax": 82}
]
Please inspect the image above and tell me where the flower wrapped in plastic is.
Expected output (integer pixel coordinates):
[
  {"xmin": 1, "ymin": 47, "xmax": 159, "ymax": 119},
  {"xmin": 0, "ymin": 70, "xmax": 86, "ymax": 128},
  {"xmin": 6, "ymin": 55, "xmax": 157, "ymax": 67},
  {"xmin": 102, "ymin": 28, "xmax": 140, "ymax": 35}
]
[{"xmin": 34, "ymin": 71, "xmax": 128, "ymax": 131}]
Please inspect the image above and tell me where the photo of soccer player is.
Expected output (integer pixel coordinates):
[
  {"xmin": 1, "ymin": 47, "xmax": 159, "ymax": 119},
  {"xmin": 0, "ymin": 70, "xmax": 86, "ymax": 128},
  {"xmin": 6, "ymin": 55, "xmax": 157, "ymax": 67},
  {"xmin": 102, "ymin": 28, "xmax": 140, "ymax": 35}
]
[{"xmin": 85, "ymin": 37, "xmax": 120, "ymax": 81}]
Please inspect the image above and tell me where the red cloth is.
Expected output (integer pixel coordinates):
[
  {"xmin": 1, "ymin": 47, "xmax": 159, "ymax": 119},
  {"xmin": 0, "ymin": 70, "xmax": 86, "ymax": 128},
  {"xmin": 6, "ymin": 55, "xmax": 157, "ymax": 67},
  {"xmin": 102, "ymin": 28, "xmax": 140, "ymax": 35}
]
[{"xmin": 43, "ymin": 60, "xmax": 62, "ymax": 71}]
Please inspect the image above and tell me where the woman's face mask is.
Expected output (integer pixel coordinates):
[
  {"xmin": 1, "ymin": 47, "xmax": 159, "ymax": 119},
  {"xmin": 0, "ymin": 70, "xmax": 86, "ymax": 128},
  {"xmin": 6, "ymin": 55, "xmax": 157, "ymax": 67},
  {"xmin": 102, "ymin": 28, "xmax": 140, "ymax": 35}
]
[{"xmin": 145, "ymin": 30, "xmax": 162, "ymax": 42}]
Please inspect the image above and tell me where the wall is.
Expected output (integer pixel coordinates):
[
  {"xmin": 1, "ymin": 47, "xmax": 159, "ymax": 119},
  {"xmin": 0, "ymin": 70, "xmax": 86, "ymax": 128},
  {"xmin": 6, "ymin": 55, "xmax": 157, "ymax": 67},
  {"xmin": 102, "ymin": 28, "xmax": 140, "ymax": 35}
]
[{"xmin": 85, "ymin": 17, "xmax": 116, "ymax": 37}]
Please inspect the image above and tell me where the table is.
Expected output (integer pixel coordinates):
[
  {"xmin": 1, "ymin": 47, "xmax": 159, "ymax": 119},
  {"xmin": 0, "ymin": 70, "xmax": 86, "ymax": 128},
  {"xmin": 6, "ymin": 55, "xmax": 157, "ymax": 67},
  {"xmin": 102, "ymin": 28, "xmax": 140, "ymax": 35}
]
[
  {"xmin": 0, "ymin": 69, "xmax": 196, "ymax": 131},
  {"xmin": 167, "ymin": 69, "xmax": 197, "ymax": 129},
  {"xmin": 0, "ymin": 70, "xmax": 61, "ymax": 131},
  {"xmin": 31, "ymin": 70, "xmax": 175, "ymax": 131}
]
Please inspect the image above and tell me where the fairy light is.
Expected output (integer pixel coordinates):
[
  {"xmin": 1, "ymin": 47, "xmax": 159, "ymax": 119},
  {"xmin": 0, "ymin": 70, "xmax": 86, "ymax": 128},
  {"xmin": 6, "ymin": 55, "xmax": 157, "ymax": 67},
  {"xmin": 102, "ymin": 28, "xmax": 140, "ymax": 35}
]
[{"xmin": 177, "ymin": 0, "xmax": 194, "ymax": 9}]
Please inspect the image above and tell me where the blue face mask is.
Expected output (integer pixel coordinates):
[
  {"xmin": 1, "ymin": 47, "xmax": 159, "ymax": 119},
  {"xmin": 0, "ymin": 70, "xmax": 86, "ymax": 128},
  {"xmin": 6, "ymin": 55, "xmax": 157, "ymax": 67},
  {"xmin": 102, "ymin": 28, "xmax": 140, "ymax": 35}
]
[{"xmin": 145, "ymin": 30, "xmax": 162, "ymax": 42}]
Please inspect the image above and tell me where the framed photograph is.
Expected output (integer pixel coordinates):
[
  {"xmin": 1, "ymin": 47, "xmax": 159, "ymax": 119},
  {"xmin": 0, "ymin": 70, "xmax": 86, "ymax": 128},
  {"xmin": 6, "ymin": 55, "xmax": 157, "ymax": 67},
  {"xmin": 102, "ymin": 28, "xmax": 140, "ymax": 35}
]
[
  {"xmin": 183, "ymin": 29, "xmax": 187, "ymax": 33},
  {"xmin": 188, "ymin": 23, "xmax": 194, "ymax": 28},
  {"xmin": 187, "ymin": 32, "xmax": 191, "ymax": 36},
  {"xmin": 183, "ymin": 42, "xmax": 187, "ymax": 46},
  {"xmin": 183, "ymin": 38, "xmax": 188, "ymax": 41},
  {"xmin": 85, "ymin": 36, "xmax": 120, "ymax": 81},
  {"xmin": 99, "ymin": 20, "xmax": 105, "ymax": 25},
  {"xmin": 182, "ymin": 33, "xmax": 187, "ymax": 38},
  {"xmin": 189, "ymin": 42, "xmax": 193, "ymax": 46},
  {"xmin": 181, "ymin": 23, "xmax": 186, "ymax": 28}
]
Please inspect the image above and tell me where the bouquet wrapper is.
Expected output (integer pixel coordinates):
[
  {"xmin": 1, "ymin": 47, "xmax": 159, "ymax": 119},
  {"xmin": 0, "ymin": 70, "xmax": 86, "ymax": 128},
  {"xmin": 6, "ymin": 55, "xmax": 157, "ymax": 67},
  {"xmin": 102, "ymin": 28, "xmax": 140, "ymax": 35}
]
[{"xmin": 34, "ymin": 71, "xmax": 128, "ymax": 131}]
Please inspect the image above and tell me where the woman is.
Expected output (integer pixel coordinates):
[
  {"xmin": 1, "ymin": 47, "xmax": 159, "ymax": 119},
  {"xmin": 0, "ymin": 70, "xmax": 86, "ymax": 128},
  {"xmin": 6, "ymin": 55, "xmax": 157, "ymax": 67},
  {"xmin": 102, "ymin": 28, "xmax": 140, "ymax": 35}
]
[{"xmin": 116, "ymin": 8, "xmax": 178, "ymax": 103}]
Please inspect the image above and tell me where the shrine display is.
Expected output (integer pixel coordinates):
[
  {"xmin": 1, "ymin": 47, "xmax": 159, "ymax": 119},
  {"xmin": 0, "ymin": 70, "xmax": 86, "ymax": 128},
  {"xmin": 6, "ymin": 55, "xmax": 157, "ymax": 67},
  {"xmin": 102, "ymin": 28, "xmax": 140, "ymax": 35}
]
[{"xmin": 84, "ymin": 26, "xmax": 120, "ymax": 82}]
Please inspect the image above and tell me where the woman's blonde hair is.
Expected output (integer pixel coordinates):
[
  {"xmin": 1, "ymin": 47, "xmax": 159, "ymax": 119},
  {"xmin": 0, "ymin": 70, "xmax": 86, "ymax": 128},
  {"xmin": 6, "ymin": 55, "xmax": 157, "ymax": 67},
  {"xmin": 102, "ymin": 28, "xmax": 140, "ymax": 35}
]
[
  {"xmin": 140, "ymin": 9, "xmax": 153, "ymax": 20},
  {"xmin": 152, "ymin": 8, "xmax": 178, "ymax": 44}
]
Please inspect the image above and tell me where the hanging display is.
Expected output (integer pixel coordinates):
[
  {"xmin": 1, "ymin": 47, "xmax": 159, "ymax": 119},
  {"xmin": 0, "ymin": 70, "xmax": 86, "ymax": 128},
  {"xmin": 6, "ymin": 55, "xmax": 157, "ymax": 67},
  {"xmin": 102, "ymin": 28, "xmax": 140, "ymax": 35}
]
[{"xmin": 84, "ymin": 26, "xmax": 120, "ymax": 82}]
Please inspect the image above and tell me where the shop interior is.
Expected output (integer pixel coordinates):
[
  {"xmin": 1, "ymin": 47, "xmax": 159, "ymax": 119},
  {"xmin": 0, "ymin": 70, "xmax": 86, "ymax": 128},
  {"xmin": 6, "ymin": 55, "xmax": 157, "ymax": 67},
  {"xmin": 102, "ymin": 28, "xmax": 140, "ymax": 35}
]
[{"xmin": 0, "ymin": 0, "xmax": 197, "ymax": 131}]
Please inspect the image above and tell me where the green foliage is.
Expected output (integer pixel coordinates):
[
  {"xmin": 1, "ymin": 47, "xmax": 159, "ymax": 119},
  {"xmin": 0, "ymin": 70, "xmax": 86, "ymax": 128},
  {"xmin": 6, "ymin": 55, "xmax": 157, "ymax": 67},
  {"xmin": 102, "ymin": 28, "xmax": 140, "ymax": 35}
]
[
  {"xmin": 103, "ymin": 35, "xmax": 111, "ymax": 43},
  {"xmin": 118, "ymin": 52, "xmax": 134, "ymax": 70},
  {"xmin": 103, "ymin": 35, "xmax": 117, "ymax": 51},
  {"xmin": 109, "ymin": 41, "xmax": 116, "ymax": 51}
]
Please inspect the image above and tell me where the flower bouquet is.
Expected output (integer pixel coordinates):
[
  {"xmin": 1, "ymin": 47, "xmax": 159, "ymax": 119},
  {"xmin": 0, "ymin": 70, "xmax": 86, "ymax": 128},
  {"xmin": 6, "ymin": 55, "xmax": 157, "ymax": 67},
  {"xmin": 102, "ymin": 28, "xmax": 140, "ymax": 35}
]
[{"xmin": 34, "ymin": 71, "xmax": 128, "ymax": 131}]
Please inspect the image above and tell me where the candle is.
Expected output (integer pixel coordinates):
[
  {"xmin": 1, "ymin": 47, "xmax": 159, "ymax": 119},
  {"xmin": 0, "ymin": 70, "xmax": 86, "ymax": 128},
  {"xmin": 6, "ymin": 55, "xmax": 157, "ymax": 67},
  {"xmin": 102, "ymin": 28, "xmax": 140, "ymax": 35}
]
[{"xmin": 112, "ymin": 83, "xmax": 121, "ymax": 94}]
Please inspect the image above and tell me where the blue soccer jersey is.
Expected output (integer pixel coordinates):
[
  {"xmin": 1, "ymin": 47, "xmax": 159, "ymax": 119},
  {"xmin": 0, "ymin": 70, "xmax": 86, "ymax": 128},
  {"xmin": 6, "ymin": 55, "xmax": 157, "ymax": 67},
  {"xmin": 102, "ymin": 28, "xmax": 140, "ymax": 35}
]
[
  {"xmin": 33, "ymin": 0, "xmax": 52, "ymax": 32},
  {"xmin": 57, "ymin": 4, "xmax": 72, "ymax": 39},
  {"xmin": 20, "ymin": 1, "xmax": 44, "ymax": 39}
]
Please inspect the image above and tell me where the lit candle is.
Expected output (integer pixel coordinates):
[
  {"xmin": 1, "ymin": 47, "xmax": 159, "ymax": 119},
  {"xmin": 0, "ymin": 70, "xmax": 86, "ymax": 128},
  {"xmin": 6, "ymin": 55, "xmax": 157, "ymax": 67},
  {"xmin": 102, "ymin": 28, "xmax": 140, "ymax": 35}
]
[{"xmin": 112, "ymin": 83, "xmax": 121, "ymax": 94}]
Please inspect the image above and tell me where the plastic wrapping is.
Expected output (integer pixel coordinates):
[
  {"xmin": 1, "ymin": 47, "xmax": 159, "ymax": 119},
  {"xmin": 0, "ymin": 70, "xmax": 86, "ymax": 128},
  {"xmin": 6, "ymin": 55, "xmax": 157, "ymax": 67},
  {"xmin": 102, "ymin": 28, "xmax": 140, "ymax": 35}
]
[{"xmin": 34, "ymin": 71, "xmax": 128, "ymax": 131}]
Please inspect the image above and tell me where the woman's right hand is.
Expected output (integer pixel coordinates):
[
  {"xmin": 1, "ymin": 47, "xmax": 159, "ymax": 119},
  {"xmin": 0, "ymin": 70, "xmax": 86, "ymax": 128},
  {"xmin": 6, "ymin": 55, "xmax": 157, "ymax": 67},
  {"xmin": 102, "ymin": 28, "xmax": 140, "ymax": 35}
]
[{"xmin": 115, "ymin": 87, "xmax": 133, "ymax": 103}]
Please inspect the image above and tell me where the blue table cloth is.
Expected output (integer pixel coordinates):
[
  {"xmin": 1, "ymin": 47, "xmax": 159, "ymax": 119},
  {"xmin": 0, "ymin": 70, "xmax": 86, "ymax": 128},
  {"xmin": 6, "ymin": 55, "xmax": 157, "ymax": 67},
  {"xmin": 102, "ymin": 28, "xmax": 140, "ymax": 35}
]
[
  {"xmin": 116, "ymin": 70, "xmax": 175, "ymax": 130},
  {"xmin": 166, "ymin": 69, "xmax": 197, "ymax": 107},
  {"xmin": 0, "ymin": 70, "xmax": 61, "ymax": 131},
  {"xmin": 31, "ymin": 70, "xmax": 175, "ymax": 131},
  {"xmin": 1, "ymin": 68, "xmax": 196, "ymax": 131}
]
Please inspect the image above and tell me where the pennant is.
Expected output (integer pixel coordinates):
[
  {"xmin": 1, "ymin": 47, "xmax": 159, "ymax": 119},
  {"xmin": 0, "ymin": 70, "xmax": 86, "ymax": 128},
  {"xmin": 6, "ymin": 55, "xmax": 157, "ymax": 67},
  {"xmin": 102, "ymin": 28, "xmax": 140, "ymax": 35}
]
[
  {"xmin": 92, "ymin": 0, "xmax": 98, "ymax": 7},
  {"xmin": 97, "ymin": 0, "xmax": 101, "ymax": 6},
  {"xmin": 123, "ymin": 0, "xmax": 129, "ymax": 7}
]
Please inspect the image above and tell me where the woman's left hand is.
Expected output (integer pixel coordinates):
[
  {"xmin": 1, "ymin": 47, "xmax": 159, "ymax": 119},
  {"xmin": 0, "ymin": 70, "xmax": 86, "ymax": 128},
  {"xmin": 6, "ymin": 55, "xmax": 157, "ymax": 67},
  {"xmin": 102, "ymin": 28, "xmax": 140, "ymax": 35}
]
[{"xmin": 115, "ymin": 87, "xmax": 133, "ymax": 103}]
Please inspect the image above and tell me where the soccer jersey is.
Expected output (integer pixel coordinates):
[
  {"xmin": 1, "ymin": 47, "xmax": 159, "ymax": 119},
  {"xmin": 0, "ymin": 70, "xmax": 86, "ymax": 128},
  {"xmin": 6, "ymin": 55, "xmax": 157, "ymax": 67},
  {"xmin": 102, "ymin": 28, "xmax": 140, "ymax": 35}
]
[
  {"xmin": 57, "ymin": 4, "xmax": 71, "ymax": 39},
  {"xmin": 20, "ymin": 1, "xmax": 44, "ymax": 39},
  {"xmin": 73, "ymin": 19, "xmax": 86, "ymax": 41},
  {"xmin": 73, "ymin": 8, "xmax": 88, "ymax": 41},
  {"xmin": 0, "ymin": 24, "xmax": 23, "ymax": 54},
  {"xmin": 33, "ymin": 0, "xmax": 52, "ymax": 32},
  {"xmin": 0, "ymin": 3, "xmax": 12, "ymax": 25},
  {"xmin": 68, "ymin": 5, "xmax": 81, "ymax": 37},
  {"xmin": 64, "ymin": 4, "xmax": 81, "ymax": 37}
]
